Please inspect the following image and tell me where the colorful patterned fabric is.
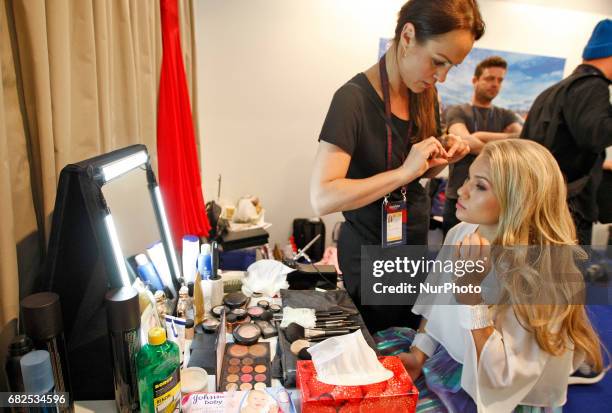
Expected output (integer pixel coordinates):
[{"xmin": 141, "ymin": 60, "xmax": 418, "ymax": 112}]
[{"xmin": 374, "ymin": 327, "xmax": 563, "ymax": 413}]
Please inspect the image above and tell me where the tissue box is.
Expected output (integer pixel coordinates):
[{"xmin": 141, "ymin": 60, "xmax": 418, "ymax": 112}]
[{"xmin": 296, "ymin": 356, "xmax": 418, "ymax": 413}]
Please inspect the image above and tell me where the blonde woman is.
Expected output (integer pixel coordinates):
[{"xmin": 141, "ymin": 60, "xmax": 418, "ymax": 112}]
[{"xmin": 375, "ymin": 139, "xmax": 606, "ymax": 412}]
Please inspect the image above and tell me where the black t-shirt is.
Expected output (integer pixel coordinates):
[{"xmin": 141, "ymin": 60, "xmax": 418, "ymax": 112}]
[
  {"xmin": 444, "ymin": 103, "xmax": 520, "ymax": 198},
  {"xmin": 318, "ymin": 73, "xmax": 431, "ymax": 245}
]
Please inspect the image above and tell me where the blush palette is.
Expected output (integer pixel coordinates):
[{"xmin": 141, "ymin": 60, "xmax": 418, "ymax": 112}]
[{"xmin": 219, "ymin": 343, "xmax": 271, "ymax": 391}]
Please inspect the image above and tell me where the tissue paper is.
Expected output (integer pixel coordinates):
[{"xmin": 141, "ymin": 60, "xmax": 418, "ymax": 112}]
[
  {"xmin": 307, "ymin": 330, "xmax": 393, "ymax": 386},
  {"xmin": 241, "ymin": 259, "xmax": 292, "ymax": 297}
]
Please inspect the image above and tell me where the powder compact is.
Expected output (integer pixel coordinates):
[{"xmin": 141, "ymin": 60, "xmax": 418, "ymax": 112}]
[
  {"xmin": 269, "ymin": 304, "xmax": 281, "ymax": 313},
  {"xmin": 247, "ymin": 306, "xmax": 265, "ymax": 319},
  {"xmin": 231, "ymin": 308, "xmax": 247, "ymax": 320},
  {"xmin": 226, "ymin": 313, "xmax": 251, "ymax": 333},
  {"xmin": 257, "ymin": 300, "xmax": 270, "ymax": 310},
  {"xmin": 223, "ymin": 292, "xmax": 248, "ymax": 309},
  {"xmin": 232, "ymin": 323, "xmax": 262, "ymax": 346},
  {"xmin": 201, "ymin": 318, "xmax": 220, "ymax": 334},
  {"xmin": 219, "ymin": 343, "xmax": 271, "ymax": 391},
  {"xmin": 212, "ymin": 305, "xmax": 230, "ymax": 318}
]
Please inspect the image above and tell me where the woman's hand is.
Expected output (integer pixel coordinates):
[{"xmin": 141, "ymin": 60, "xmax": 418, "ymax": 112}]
[
  {"xmin": 400, "ymin": 137, "xmax": 448, "ymax": 182},
  {"xmin": 398, "ymin": 348, "xmax": 428, "ymax": 381},
  {"xmin": 453, "ymin": 232, "xmax": 491, "ymax": 305},
  {"xmin": 443, "ymin": 134, "xmax": 470, "ymax": 164}
]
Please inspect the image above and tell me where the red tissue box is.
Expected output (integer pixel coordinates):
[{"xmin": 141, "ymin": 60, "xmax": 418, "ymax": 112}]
[{"xmin": 296, "ymin": 356, "xmax": 418, "ymax": 413}]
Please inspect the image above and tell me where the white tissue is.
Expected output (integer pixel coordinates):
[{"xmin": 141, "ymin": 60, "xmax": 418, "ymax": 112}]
[
  {"xmin": 279, "ymin": 307, "xmax": 316, "ymax": 329},
  {"xmin": 241, "ymin": 259, "xmax": 292, "ymax": 297},
  {"xmin": 307, "ymin": 330, "xmax": 393, "ymax": 386}
]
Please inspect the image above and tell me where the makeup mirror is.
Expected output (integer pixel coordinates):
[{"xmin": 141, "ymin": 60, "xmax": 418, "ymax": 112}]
[{"xmin": 43, "ymin": 144, "xmax": 181, "ymax": 399}]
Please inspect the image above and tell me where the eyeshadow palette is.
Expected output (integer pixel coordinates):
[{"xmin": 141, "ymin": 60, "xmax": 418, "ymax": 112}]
[{"xmin": 219, "ymin": 343, "xmax": 271, "ymax": 392}]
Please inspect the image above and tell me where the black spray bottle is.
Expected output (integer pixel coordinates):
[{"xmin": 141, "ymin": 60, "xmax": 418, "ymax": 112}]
[{"xmin": 105, "ymin": 287, "xmax": 141, "ymax": 412}]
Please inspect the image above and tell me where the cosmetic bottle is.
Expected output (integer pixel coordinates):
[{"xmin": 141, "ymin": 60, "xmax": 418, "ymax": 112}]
[
  {"xmin": 209, "ymin": 241, "xmax": 224, "ymax": 309},
  {"xmin": 136, "ymin": 327, "xmax": 181, "ymax": 412},
  {"xmin": 197, "ymin": 244, "xmax": 212, "ymax": 280},
  {"xmin": 183, "ymin": 319, "xmax": 194, "ymax": 367},
  {"xmin": 20, "ymin": 350, "xmax": 58, "ymax": 413},
  {"xmin": 106, "ymin": 287, "xmax": 141, "ymax": 412},
  {"xmin": 135, "ymin": 254, "xmax": 164, "ymax": 292}
]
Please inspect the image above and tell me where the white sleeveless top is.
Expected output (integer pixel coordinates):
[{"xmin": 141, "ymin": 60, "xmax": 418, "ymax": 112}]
[{"xmin": 412, "ymin": 222, "xmax": 582, "ymax": 412}]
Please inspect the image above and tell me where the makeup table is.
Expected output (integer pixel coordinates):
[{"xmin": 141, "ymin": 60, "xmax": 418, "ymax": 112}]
[{"xmin": 75, "ymin": 296, "xmax": 305, "ymax": 412}]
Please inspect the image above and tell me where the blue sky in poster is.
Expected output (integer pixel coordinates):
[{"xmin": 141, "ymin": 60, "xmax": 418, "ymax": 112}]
[{"xmin": 378, "ymin": 40, "xmax": 566, "ymax": 117}]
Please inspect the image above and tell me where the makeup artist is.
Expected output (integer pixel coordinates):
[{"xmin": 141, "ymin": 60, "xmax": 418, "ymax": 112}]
[{"xmin": 310, "ymin": 0, "xmax": 482, "ymax": 333}]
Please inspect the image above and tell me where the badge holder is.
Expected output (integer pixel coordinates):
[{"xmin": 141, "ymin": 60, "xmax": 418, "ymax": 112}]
[{"xmin": 381, "ymin": 188, "xmax": 407, "ymax": 248}]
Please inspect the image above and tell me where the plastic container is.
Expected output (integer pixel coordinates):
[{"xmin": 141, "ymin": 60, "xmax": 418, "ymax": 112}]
[
  {"xmin": 135, "ymin": 254, "xmax": 165, "ymax": 292},
  {"xmin": 21, "ymin": 350, "xmax": 58, "ymax": 412},
  {"xmin": 136, "ymin": 327, "xmax": 181, "ymax": 412}
]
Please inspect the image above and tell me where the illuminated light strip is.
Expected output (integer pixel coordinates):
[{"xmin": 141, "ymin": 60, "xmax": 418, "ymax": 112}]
[
  {"xmin": 101, "ymin": 151, "xmax": 148, "ymax": 182},
  {"xmin": 104, "ymin": 214, "xmax": 131, "ymax": 287},
  {"xmin": 153, "ymin": 186, "xmax": 182, "ymax": 284}
]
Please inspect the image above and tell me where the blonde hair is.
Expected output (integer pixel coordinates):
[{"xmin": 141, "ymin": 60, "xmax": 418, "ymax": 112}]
[{"xmin": 481, "ymin": 139, "xmax": 604, "ymax": 371}]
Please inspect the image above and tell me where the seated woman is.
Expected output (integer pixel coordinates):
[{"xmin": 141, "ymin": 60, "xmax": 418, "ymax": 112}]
[{"xmin": 375, "ymin": 139, "xmax": 605, "ymax": 412}]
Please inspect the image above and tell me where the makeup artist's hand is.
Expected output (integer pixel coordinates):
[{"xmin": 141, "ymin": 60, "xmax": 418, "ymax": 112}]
[
  {"xmin": 453, "ymin": 232, "xmax": 492, "ymax": 305},
  {"xmin": 398, "ymin": 348, "xmax": 427, "ymax": 381},
  {"xmin": 401, "ymin": 137, "xmax": 448, "ymax": 180},
  {"xmin": 443, "ymin": 133, "xmax": 470, "ymax": 164}
]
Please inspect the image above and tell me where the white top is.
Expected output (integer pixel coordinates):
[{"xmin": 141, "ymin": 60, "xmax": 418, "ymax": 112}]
[{"xmin": 412, "ymin": 222, "xmax": 582, "ymax": 412}]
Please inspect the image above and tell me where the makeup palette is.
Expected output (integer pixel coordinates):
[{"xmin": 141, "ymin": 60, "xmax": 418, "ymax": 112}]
[{"xmin": 219, "ymin": 343, "xmax": 271, "ymax": 391}]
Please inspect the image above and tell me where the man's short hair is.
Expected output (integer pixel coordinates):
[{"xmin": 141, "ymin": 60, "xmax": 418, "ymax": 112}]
[{"xmin": 474, "ymin": 56, "xmax": 508, "ymax": 78}]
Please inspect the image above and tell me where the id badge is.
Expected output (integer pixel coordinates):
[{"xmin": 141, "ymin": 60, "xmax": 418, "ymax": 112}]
[{"xmin": 381, "ymin": 196, "xmax": 407, "ymax": 248}]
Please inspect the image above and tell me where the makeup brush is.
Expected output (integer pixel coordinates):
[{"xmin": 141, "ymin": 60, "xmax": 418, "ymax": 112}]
[
  {"xmin": 314, "ymin": 321, "xmax": 359, "ymax": 328},
  {"xmin": 284, "ymin": 323, "xmax": 352, "ymax": 343},
  {"xmin": 274, "ymin": 315, "xmax": 350, "ymax": 322}
]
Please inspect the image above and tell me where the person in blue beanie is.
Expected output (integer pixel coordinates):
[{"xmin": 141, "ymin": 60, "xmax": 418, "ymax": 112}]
[{"xmin": 521, "ymin": 18, "xmax": 612, "ymax": 247}]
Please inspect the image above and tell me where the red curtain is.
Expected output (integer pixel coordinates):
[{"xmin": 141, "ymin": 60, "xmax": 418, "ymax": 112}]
[{"xmin": 157, "ymin": 0, "xmax": 210, "ymax": 247}]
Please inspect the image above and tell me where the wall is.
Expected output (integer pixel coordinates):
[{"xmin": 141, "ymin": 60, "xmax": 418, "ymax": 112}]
[{"xmin": 194, "ymin": 0, "xmax": 611, "ymax": 248}]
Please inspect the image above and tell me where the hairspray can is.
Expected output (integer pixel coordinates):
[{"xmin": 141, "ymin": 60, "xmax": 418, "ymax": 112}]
[{"xmin": 105, "ymin": 287, "xmax": 141, "ymax": 412}]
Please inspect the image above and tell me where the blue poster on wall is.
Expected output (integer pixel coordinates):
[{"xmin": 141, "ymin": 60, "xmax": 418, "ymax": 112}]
[{"xmin": 378, "ymin": 40, "xmax": 566, "ymax": 120}]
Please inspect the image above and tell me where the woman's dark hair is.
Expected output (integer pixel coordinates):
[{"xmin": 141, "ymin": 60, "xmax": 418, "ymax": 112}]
[
  {"xmin": 393, "ymin": 0, "xmax": 485, "ymax": 140},
  {"xmin": 394, "ymin": 0, "xmax": 485, "ymax": 44}
]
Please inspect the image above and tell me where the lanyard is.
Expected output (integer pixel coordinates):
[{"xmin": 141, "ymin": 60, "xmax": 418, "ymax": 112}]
[
  {"xmin": 472, "ymin": 105, "xmax": 494, "ymax": 131},
  {"xmin": 379, "ymin": 53, "xmax": 412, "ymax": 200}
]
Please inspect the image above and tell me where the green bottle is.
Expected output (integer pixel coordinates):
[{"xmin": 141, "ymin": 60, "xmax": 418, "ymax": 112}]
[{"xmin": 136, "ymin": 327, "xmax": 181, "ymax": 412}]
